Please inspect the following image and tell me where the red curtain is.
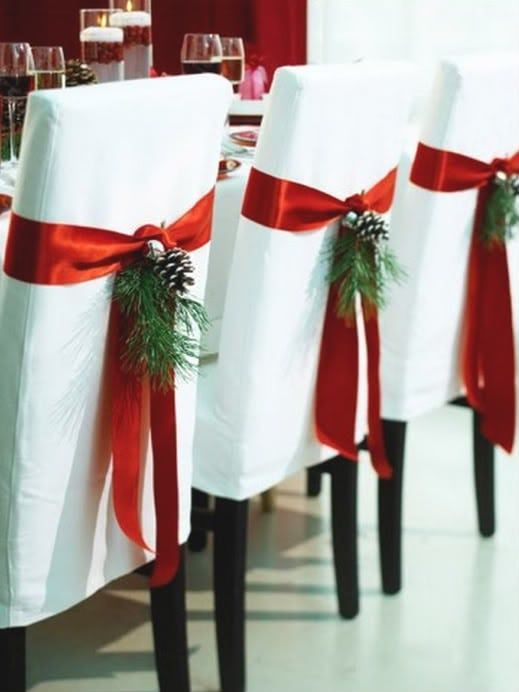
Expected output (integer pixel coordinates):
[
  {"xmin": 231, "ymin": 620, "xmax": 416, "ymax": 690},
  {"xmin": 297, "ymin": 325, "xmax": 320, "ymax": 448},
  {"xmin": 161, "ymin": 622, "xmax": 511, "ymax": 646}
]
[
  {"xmin": 249, "ymin": 0, "xmax": 307, "ymax": 82},
  {"xmin": 1, "ymin": 0, "xmax": 106, "ymax": 59},
  {"xmin": 153, "ymin": 0, "xmax": 253, "ymax": 73},
  {"xmin": 1, "ymin": 0, "xmax": 306, "ymax": 81}
]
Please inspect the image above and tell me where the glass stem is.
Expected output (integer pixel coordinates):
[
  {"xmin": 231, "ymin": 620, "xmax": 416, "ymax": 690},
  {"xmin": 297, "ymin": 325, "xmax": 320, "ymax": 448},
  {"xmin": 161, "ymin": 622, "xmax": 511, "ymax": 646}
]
[{"xmin": 7, "ymin": 98, "xmax": 18, "ymax": 164}]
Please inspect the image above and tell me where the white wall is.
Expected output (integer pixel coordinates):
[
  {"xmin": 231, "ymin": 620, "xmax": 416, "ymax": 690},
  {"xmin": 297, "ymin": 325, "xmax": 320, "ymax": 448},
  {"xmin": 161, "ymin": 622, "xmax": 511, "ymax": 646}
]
[
  {"xmin": 308, "ymin": 0, "xmax": 519, "ymax": 64},
  {"xmin": 307, "ymin": 0, "xmax": 519, "ymax": 114}
]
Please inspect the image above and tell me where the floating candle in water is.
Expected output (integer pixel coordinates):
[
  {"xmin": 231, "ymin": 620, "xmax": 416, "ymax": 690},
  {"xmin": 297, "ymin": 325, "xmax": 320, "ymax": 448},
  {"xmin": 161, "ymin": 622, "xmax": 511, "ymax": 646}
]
[
  {"xmin": 80, "ymin": 10, "xmax": 124, "ymax": 83},
  {"xmin": 110, "ymin": 0, "xmax": 153, "ymax": 80}
]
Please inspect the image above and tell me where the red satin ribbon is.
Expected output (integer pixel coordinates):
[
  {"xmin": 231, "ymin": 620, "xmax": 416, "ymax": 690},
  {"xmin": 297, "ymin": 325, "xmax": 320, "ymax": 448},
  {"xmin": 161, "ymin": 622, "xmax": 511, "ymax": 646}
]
[
  {"xmin": 4, "ymin": 189, "xmax": 215, "ymax": 586},
  {"xmin": 242, "ymin": 167, "xmax": 397, "ymax": 478},
  {"xmin": 411, "ymin": 142, "xmax": 518, "ymax": 453}
]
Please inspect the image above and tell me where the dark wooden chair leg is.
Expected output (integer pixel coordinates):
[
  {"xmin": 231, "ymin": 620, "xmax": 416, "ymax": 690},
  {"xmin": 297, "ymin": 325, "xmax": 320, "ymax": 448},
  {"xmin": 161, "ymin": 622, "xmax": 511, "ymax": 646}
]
[
  {"xmin": 329, "ymin": 456, "xmax": 359, "ymax": 619},
  {"xmin": 150, "ymin": 547, "xmax": 190, "ymax": 692},
  {"xmin": 189, "ymin": 489, "xmax": 210, "ymax": 552},
  {"xmin": 0, "ymin": 626, "xmax": 26, "ymax": 692},
  {"xmin": 306, "ymin": 467, "xmax": 323, "ymax": 497},
  {"xmin": 473, "ymin": 410, "xmax": 496, "ymax": 537},
  {"xmin": 378, "ymin": 419, "xmax": 407, "ymax": 595},
  {"xmin": 214, "ymin": 497, "xmax": 249, "ymax": 692}
]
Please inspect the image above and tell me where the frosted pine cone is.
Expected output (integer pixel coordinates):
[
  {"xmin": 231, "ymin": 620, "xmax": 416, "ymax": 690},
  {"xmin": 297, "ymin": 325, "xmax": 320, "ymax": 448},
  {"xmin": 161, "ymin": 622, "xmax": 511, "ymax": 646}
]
[
  {"xmin": 342, "ymin": 209, "xmax": 389, "ymax": 243},
  {"xmin": 153, "ymin": 248, "xmax": 195, "ymax": 295},
  {"xmin": 65, "ymin": 59, "xmax": 98, "ymax": 87}
]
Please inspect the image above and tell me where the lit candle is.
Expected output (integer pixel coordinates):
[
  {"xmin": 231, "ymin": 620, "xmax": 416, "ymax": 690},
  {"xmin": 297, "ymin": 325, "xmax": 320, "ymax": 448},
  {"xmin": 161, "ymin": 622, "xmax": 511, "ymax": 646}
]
[
  {"xmin": 80, "ymin": 10, "xmax": 124, "ymax": 83},
  {"xmin": 110, "ymin": 0, "xmax": 153, "ymax": 80}
]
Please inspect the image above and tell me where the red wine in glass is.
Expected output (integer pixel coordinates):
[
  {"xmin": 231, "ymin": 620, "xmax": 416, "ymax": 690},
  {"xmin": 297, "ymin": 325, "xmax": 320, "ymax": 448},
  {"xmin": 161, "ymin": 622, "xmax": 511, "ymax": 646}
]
[
  {"xmin": 180, "ymin": 34, "xmax": 223, "ymax": 79},
  {"xmin": 181, "ymin": 59, "xmax": 222, "ymax": 75},
  {"xmin": 0, "ymin": 42, "xmax": 35, "ymax": 167},
  {"xmin": 0, "ymin": 74, "xmax": 35, "ymax": 98}
]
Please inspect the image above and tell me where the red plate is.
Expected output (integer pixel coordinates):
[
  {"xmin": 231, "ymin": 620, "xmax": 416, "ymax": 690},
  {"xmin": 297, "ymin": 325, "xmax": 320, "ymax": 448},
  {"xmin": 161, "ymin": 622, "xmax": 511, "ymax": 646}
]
[
  {"xmin": 229, "ymin": 129, "xmax": 259, "ymax": 147},
  {"xmin": 0, "ymin": 194, "xmax": 12, "ymax": 213},
  {"xmin": 218, "ymin": 158, "xmax": 242, "ymax": 179}
]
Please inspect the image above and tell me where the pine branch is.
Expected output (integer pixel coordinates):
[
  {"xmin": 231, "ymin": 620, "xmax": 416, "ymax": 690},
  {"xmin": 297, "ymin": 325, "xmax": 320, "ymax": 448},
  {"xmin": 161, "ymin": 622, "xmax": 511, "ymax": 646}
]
[
  {"xmin": 482, "ymin": 176, "xmax": 519, "ymax": 246},
  {"xmin": 325, "ymin": 228, "xmax": 406, "ymax": 320},
  {"xmin": 113, "ymin": 259, "xmax": 208, "ymax": 390}
]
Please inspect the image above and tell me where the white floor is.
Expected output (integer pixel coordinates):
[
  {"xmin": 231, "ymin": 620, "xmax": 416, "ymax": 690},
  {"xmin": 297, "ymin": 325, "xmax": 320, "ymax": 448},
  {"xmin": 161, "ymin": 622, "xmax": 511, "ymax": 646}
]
[{"xmin": 28, "ymin": 405, "xmax": 519, "ymax": 692}]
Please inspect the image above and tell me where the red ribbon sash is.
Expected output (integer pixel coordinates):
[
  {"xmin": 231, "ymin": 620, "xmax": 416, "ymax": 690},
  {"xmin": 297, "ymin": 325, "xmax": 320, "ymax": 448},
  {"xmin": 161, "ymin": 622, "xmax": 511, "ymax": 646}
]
[
  {"xmin": 4, "ymin": 189, "xmax": 215, "ymax": 587},
  {"xmin": 242, "ymin": 168, "xmax": 397, "ymax": 478},
  {"xmin": 411, "ymin": 143, "xmax": 518, "ymax": 453}
]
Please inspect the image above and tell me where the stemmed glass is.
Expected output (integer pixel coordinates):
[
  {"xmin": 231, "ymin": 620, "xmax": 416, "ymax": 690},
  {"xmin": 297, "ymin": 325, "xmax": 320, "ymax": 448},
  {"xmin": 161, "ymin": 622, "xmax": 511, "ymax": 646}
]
[
  {"xmin": 221, "ymin": 37, "xmax": 245, "ymax": 91},
  {"xmin": 0, "ymin": 42, "xmax": 35, "ymax": 169},
  {"xmin": 180, "ymin": 34, "xmax": 223, "ymax": 75},
  {"xmin": 31, "ymin": 46, "xmax": 66, "ymax": 90}
]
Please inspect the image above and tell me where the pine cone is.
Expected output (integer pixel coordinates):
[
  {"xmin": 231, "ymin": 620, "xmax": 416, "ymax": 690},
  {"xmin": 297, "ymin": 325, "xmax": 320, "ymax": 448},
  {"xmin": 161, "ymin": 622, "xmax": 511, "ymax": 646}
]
[
  {"xmin": 510, "ymin": 174, "xmax": 519, "ymax": 197},
  {"xmin": 65, "ymin": 59, "xmax": 98, "ymax": 87},
  {"xmin": 153, "ymin": 248, "xmax": 195, "ymax": 295},
  {"xmin": 342, "ymin": 209, "xmax": 389, "ymax": 243}
]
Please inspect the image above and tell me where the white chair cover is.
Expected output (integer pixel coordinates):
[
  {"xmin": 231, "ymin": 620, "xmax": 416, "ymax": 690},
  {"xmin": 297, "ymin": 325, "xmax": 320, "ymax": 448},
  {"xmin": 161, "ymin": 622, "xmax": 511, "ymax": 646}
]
[
  {"xmin": 194, "ymin": 63, "xmax": 415, "ymax": 499},
  {"xmin": 0, "ymin": 75, "xmax": 232, "ymax": 627},
  {"xmin": 381, "ymin": 54, "xmax": 519, "ymax": 421}
]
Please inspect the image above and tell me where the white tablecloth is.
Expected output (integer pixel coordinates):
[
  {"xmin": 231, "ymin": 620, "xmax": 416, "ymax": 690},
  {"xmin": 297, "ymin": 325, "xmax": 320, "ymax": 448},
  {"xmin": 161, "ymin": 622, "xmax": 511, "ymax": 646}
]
[{"xmin": 205, "ymin": 159, "xmax": 251, "ymax": 353}]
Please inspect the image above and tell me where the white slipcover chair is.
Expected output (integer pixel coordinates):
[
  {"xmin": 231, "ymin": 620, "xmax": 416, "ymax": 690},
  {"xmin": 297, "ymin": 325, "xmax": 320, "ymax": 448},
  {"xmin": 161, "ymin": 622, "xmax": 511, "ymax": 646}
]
[
  {"xmin": 377, "ymin": 54, "xmax": 519, "ymax": 595},
  {"xmin": 194, "ymin": 62, "xmax": 415, "ymax": 499},
  {"xmin": 0, "ymin": 74, "xmax": 232, "ymax": 629},
  {"xmin": 189, "ymin": 65, "xmax": 414, "ymax": 684},
  {"xmin": 382, "ymin": 53, "xmax": 519, "ymax": 420}
]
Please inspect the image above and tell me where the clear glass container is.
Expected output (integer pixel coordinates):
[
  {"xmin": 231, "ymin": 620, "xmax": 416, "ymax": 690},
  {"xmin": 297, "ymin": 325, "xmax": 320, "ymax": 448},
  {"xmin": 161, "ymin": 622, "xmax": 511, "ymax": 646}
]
[
  {"xmin": 109, "ymin": 0, "xmax": 152, "ymax": 80},
  {"xmin": 80, "ymin": 9, "xmax": 124, "ymax": 83}
]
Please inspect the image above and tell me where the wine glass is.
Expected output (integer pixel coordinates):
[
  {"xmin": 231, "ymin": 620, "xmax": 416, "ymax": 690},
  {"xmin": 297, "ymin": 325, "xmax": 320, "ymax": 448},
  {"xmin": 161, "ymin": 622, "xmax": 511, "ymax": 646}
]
[
  {"xmin": 0, "ymin": 42, "xmax": 34, "ymax": 170},
  {"xmin": 221, "ymin": 37, "xmax": 245, "ymax": 91},
  {"xmin": 31, "ymin": 46, "xmax": 66, "ymax": 90},
  {"xmin": 180, "ymin": 34, "xmax": 223, "ymax": 75}
]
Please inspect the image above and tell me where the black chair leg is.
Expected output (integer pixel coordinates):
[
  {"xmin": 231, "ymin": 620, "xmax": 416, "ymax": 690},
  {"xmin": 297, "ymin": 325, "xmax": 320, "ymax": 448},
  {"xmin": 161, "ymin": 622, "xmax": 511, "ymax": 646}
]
[
  {"xmin": 378, "ymin": 419, "xmax": 407, "ymax": 595},
  {"xmin": 306, "ymin": 467, "xmax": 323, "ymax": 497},
  {"xmin": 330, "ymin": 456, "xmax": 359, "ymax": 619},
  {"xmin": 214, "ymin": 497, "xmax": 249, "ymax": 692},
  {"xmin": 189, "ymin": 489, "xmax": 210, "ymax": 552},
  {"xmin": 473, "ymin": 410, "xmax": 496, "ymax": 537},
  {"xmin": 0, "ymin": 626, "xmax": 26, "ymax": 692},
  {"xmin": 150, "ymin": 547, "xmax": 190, "ymax": 692}
]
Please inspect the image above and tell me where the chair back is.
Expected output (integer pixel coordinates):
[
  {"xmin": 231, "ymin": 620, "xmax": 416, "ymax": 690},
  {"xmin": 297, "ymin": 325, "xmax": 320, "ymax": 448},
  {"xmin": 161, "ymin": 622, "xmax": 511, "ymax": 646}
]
[
  {"xmin": 0, "ymin": 75, "xmax": 232, "ymax": 625},
  {"xmin": 194, "ymin": 62, "xmax": 414, "ymax": 497},
  {"xmin": 381, "ymin": 54, "xmax": 519, "ymax": 419}
]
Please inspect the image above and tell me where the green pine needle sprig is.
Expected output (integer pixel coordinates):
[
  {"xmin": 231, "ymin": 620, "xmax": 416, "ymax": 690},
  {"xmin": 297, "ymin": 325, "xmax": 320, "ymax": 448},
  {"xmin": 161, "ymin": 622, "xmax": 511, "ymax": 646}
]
[
  {"xmin": 326, "ymin": 230, "xmax": 406, "ymax": 320},
  {"xmin": 482, "ymin": 178, "xmax": 519, "ymax": 246},
  {"xmin": 113, "ymin": 259, "xmax": 209, "ymax": 390}
]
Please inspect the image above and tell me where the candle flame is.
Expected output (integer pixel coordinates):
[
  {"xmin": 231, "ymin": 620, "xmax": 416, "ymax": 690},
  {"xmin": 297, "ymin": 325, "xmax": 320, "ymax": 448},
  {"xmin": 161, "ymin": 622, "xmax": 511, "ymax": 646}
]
[
  {"xmin": 126, "ymin": 0, "xmax": 133, "ymax": 10},
  {"xmin": 97, "ymin": 13, "xmax": 107, "ymax": 27}
]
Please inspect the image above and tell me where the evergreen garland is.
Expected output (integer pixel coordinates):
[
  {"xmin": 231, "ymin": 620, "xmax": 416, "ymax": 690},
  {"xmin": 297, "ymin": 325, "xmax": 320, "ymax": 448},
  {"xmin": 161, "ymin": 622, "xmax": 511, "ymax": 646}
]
[
  {"xmin": 113, "ymin": 246, "xmax": 209, "ymax": 391},
  {"xmin": 482, "ymin": 172, "xmax": 519, "ymax": 246},
  {"xmin": 326, "ymin": 210, "xmax": 405, "ymax": 321}
]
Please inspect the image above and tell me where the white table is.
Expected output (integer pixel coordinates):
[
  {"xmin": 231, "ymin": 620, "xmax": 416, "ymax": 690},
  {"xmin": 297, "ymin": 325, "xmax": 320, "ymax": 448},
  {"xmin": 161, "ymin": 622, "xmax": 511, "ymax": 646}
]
[{"xmin": 205, "ymin": 156, "xmax": 251, "ymax": 353}]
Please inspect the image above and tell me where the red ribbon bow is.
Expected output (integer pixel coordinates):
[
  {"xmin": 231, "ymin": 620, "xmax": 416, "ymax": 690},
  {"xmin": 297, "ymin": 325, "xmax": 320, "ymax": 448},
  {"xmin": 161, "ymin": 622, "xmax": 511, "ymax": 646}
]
[
  {"xmin": 411, "ymin": 143, "xmax": 518, "ymax": 453},
  {"xmin": 4, "ymin": 188, "xmax": 215, "ymax": 586},
  {"xmin": 242, "ymin": 167, "xmax": 397, "ymax": 477}
]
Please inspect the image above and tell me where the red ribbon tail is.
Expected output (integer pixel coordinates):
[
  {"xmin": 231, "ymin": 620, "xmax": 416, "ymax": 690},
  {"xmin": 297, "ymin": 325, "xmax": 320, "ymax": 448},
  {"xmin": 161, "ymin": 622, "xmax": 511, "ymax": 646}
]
[
  {"xmin": 315, "ymin": 286, "xmax": 359, "ymax": 461},
  {"xmin": 362, "ymin": 301, "xmax": 392, "ymax": 479},
  {"xmin": 462, "ymin": 191, "xmax": 487, "ymax": 410},
  {"xmin": 149, "ymin": 384, "xmax": 180, "ymax": 588},
  {"xmin": 462, "ymin": 190, "xmax": 516, "ymax": 453},
  {"xmin": 111, "ymin": 304, "xmax": 151, "ymax": 552},
  {"xmin": 478, "ymin": 242, "xmax": 516, "ymax": 452}
]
